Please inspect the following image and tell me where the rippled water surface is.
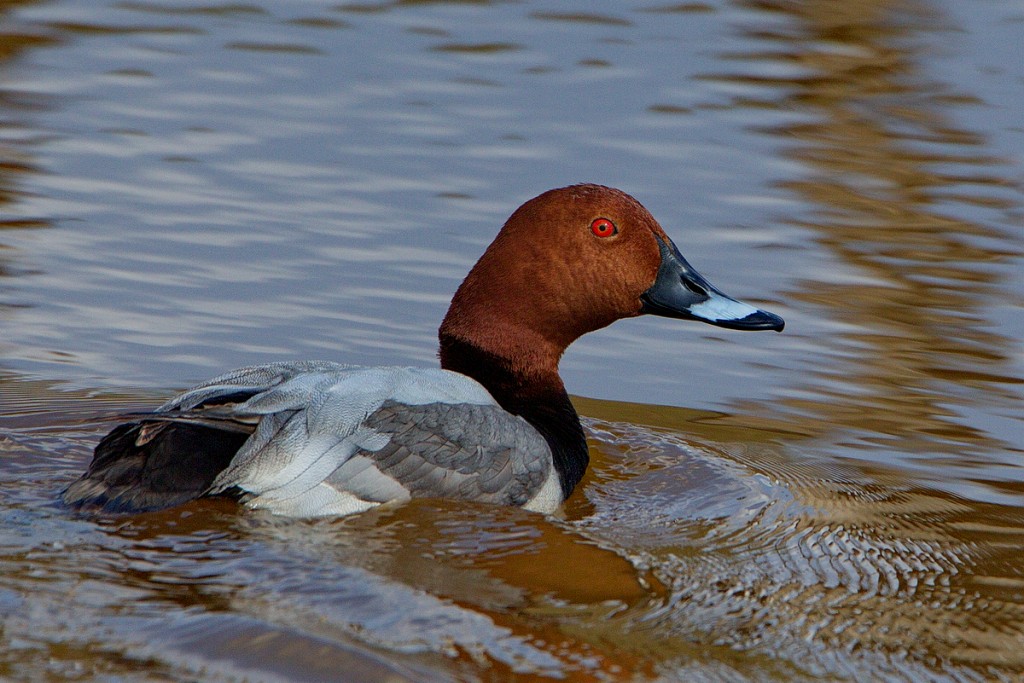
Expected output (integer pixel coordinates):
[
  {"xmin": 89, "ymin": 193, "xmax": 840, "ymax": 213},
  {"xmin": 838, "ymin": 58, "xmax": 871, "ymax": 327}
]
[{"xmin": 1, "ymin": 0, "xmax": 1022, "ymax": 680}]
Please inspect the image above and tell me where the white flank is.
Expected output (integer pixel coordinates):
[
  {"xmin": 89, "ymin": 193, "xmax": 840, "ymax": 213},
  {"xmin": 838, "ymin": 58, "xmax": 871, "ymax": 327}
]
[
  {"xmin": 199, "ymin": 364, "xmax": 500, "ymax": 512},
  {"xmin": 522, "ymin": 469, "xmax": 563, "ymax": 514}
]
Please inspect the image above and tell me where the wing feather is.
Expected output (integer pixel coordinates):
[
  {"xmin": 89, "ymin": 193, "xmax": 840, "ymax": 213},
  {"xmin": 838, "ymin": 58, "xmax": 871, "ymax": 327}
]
[
  {"xmin": 329, "ymin": 401, "xmax": 553, "ymax": 507},
  {"xmin": 70, "ymin": 361, "xmax": 546, "ymax": 516}
]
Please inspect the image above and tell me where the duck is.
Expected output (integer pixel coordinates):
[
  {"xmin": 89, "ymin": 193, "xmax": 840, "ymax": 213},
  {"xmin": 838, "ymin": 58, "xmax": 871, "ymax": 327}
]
[{"xmin": 63, "ymin": 184, "xmax": 784, "ymax": 517}]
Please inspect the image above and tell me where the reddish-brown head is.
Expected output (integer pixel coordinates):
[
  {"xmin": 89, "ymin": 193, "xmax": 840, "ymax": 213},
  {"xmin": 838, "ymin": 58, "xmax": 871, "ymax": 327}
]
[
  {"xmin": 440, "ymin": 185, "xmax": 668, "ymax": 368},
  {"xmin": 439, "ymin": 184, "xmax": 783, "ymax": 380}
]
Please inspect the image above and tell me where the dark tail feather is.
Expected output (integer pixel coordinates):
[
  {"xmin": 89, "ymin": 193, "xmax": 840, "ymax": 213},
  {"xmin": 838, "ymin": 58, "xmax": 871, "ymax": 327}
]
[{"xmin": 63, "ymin": 420, "xmax": 251, "ymax": 513}]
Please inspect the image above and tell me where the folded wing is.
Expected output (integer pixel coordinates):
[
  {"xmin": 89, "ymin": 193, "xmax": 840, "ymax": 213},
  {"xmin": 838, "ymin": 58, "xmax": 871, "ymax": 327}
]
[{"xmin": 64, "ymin": 361, "xmax": 553, "ymax": 517}]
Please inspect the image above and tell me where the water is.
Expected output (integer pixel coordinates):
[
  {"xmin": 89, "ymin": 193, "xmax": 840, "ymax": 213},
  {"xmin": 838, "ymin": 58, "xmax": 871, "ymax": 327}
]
[{"xmin": 1, "ymin": 0, "xmax": 1022, "ymax": 680}]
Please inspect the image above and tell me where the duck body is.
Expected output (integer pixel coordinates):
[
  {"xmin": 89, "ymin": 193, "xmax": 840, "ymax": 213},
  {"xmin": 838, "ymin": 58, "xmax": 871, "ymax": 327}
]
[
  {"xmin": 71, "ymin": 362, "xmax": 563, "ymax": 516},
  {"xmin": 64, "ymin": 184, "xmax": 783, "ymax": 517}
]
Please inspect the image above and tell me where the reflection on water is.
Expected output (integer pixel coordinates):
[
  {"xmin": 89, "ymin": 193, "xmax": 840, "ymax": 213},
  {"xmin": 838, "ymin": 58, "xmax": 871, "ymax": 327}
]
[
  {"xmin": 1, "ymin": 0, "xmax": 1023, "ymax": 680},
  {"xmin": 7, "ymin": 384, "xmax": 1024, "ymax": 681},
  {"xmin": 706, "ymin": 0, "xmax": 1024, "ymax": 505}
]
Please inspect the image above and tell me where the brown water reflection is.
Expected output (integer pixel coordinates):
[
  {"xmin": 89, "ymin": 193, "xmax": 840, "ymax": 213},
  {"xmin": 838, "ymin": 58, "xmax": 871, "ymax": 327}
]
[
  {"xmin": 9, "ymin": 374, "xmax": 1020, "ymax": 680},
  {"xmin": 577, "ymin": 400, "xmax": 1024, "ymax": 678},
  {"xmin": 5, "ymin": 378, "xmax": 1024, "ymax": 679},
  {"xmin": 709, "ymin": 0, "xmax": 1023, "ymax": 485}
]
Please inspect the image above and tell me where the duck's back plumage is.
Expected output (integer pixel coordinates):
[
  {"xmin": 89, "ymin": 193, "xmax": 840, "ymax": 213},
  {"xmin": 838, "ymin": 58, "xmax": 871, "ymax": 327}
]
[{"xmin": 64, "ymin": 361, "xmax": 557, "ymax": 516}]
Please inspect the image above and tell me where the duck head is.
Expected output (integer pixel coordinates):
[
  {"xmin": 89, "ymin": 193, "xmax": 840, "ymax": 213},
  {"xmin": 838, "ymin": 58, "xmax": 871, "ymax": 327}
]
[{"xmin": 439, "ymin": 184, "xmax": 783, "ymax": 377}]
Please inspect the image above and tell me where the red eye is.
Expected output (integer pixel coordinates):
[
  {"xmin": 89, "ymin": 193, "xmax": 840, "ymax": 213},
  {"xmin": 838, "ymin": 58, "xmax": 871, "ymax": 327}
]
[{"xmin": 590, "ymin": 218, "xmax": 617, "ymax": 238}]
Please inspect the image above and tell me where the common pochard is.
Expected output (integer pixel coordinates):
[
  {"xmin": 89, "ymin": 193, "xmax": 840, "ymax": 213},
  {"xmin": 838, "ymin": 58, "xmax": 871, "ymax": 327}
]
[{"xmin": 64, "ymin": 184, "xmax": 784, "ymax": 517}]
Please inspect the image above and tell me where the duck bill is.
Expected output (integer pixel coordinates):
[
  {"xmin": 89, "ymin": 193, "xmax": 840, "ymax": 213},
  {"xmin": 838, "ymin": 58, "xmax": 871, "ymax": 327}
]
[{"xmin": 640, "ymin": 235, "xmax": 784, "ymax": 332}]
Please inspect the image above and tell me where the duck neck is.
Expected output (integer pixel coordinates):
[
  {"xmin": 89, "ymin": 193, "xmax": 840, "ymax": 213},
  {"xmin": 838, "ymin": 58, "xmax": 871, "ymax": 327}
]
[{"xmin": 438, "ymin": 333, "xmax": 588, "ymax": 501}]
